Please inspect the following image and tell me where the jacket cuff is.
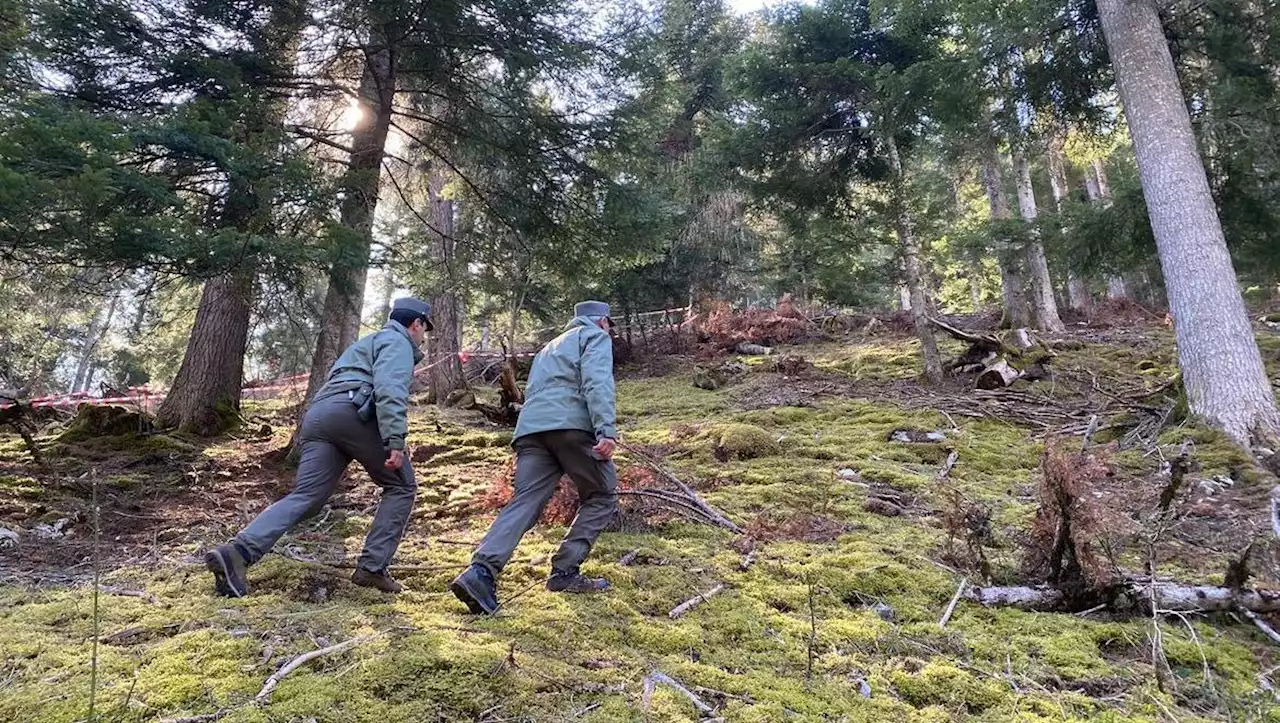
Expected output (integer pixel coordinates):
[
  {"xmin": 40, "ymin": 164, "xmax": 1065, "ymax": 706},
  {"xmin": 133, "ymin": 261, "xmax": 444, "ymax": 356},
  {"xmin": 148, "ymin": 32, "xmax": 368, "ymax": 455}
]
[
  {"xmin": 596, "ymin": 426, "xmax": 617, "ymax": 441},
  {"xmin": 383, "ymin": 436, "xmax": 405, "ymax": 451}
]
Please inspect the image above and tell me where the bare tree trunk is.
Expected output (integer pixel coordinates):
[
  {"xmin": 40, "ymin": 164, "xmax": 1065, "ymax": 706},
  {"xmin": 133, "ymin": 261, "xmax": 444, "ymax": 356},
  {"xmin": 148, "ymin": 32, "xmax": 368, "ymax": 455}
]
[
  {"xmin": 1082, "ymin": 160, "xmax": 1128, "ymax": 300},
  {"xmin": 982, "ymin": 138, "xmax": 1031, "ymax": 328},
  {"xmin": 74, "ymin": 291, "xmax": 119, "ymax": 393},
  {"xmin": 427, "ymin": 168, "xmax": 467, "ymax": 402},
  {"xmin": 299, "ymin": 39, "xmax": 397, "ymax": 412},
  {"xmin": 1098, "ymin": 0, "xmax": 1280, "ymax": 444},
  {"xmin": 156, "ymin": 0, "xmax": 306, "ymax": 435},
  {"xmin": 156, "ymin": 271, "xmax": 254, "ymax": 433},
  {"xmin": 1012, "ymin": 148, "xmax": 1065, "ymax": 332},
  {"xmin": 1047, "ymin": 133, "xmax": 1092, "ymax": 316},
  {"xmin": 886, "ymin": 134, "xmax": 942, "ymax": 384}
]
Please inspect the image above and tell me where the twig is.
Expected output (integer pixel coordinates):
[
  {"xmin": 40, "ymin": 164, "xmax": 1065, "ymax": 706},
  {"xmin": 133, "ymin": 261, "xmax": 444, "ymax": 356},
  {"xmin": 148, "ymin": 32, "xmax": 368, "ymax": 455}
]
[
  {"xmin": 642, "ymin": 671, "xmax": 714, "ymax": 715},
  {"xmin": 939, "ymin": 577, "xmax": 967, "ymax": 628},
  {"xmin": 256, "ymin": 634, "xmax": 380, "ymax": 703},
  {"xmin": 1082, "ymin": 414, "xmax": 1099, "ymax": 451},
  {"xmin": 1240, "ymin": 607, "xmax": 1280, "ymax": 646},
  {"xmin": 89, "ymin": 468, "xmax": 100, "ymax": 722},
  {"xmin": 101, "ymin": 587, "xmax": 165, "ymax": 606},
  {"xmin": 1270, "ymin": 486, "xmax": 1280, "ymax": 541},
  {"xmin": 571, "ymin": 702, "xmax": 602, "ymax": 718},
  {"xmin": 495, "ymin": 579, "xmax": 542, "ymax": 613},
  {"xmin": 618, "ymin": 549, "xmax": 640, "ymax": 566},
  {"xmin": 806, "ymin": 578, "xmax": 817, "ymax": 680},
  {"xmin": 935, "ymin": 450, "xmax": 960, "ymax": 482},
  {"xmin": 738, "ymin": 550, "xmax": 757, "ymax": 572},
  {"xmin": 1074, "ymin": 603, "xmax": 1108, "ymax": 617},
  {"xmin": 669, "ymin": 584, "xmax": 726, "ymax": 618},
  {"xmin": 619, "ymin": 442, "xmax": 743, "ymax": 533}
]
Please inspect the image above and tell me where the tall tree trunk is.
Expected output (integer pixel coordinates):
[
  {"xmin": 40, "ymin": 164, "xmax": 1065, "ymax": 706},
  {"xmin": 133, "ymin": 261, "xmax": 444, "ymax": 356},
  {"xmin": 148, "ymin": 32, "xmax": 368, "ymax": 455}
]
[
  {"xmin": 155, "ymin": 0, "xmax": 306, "ymax": 435},
  {"xmin": 427, "ymin": 167, "xmax": 466, "ymax": 402},
  {"xmin": 1012, "ymin": 148, "xmax": 1066, "ymax": 332},
  {"xmin": 73, "ymin": 291, "xmax": 119, "ymax": 393},
  {"xmin": 1047, "ymin": 132, "xmax": 1092, "ymax": 316},
  {"xmin": 982, "ymin": 138, "xmax": 1031, "ymax": 328},
  {"xmin": 298, "ymin": 38, "xmax": 398, "ymax": 411},
  {"xmin": 156, "ymin": 271, "xmax": 254, "ymax": 433},
  {"xmin": 1097, "ymin": 0, "xmax": 1280, "ymax": 444},
  {"xmin": 886, "ymin": 134, "xmax": 942, "ymax": 384},
  {"xmin": 1082, "ymin": 159, "xmax": 1129, "ymax": 299}
]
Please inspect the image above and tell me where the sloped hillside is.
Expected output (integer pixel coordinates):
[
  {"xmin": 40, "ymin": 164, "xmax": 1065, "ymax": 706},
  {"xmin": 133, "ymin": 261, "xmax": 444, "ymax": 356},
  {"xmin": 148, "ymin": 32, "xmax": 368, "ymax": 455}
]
[{"xmin": 1, "ymin": 322, "xmax": 1279, "ymax": 722}]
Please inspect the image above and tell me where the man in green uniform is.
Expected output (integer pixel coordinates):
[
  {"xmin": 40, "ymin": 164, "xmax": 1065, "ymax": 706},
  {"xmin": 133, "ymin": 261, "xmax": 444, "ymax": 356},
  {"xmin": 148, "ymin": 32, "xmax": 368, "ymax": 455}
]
[
  {"xmin": 450, "ymin": 300, "xmax": 619, "ymax": 614},
  {"xmin": 205, "ymin": 297, "xmax": 432, "ymax": 597}
]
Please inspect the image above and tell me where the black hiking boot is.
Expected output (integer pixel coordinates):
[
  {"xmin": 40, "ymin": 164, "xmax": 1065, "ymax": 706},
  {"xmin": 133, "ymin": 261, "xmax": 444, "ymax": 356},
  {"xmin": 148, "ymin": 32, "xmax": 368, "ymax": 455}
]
[
  {"xmin": 205, "ymin": 544, "xmax": 249, "ymax": 598},
  {"xmin": 546, "ymin": 570, "xmax": 610, "ymax": 594},
  {"xmin": 352, "ymin": 568, "xmax": 403, "ymax": 594},
  {"xmin": 450, "ymin": 564, "xmax": 499, "ymax": 615}
]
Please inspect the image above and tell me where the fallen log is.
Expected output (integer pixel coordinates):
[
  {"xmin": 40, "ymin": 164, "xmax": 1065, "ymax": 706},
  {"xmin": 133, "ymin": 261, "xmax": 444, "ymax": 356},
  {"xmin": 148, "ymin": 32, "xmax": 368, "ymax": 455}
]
[
  {"xmin": 926, "ymin": 316, "xmax": 1017, "ymax": 357},
  {"xmin": 975, "ymin": 359, "xmax": 1020, "ymax": 390},
  {"xmin": 965, "ymin": 582, "xmax": 1280, "ymax": 614}
]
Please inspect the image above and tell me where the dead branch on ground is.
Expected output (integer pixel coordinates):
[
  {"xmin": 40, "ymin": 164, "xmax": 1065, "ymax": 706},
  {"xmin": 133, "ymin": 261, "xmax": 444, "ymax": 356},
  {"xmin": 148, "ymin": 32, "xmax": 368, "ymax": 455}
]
[
  {"xmin": 619, "ymin": 442, "xmax": 743, "ymax": 534},
  {"xmin": 642, "ymin": 671, "xmax": 715, "ymax": 716},
  {"xmin": 669, "ymin": 583, "xmax": 726, "ymax": 618}
]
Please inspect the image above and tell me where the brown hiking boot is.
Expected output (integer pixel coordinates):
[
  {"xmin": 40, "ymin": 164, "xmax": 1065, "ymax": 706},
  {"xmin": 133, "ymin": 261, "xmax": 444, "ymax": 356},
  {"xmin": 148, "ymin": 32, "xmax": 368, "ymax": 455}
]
[{"xmin": 352, "ymin": 568, "xmax": 403, "ymax": 593}]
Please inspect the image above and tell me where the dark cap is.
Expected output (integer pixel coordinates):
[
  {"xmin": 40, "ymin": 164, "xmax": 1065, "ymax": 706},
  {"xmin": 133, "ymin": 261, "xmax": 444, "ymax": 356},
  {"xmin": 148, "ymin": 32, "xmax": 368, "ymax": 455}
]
[{"xmin": 391, "ymin": 296, "xmax": 433, "ymax": 330}]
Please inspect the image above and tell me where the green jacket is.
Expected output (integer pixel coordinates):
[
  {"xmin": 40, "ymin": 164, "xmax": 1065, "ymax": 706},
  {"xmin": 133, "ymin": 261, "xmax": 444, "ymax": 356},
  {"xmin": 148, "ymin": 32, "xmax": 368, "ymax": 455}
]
[
  {"xmin": 316, "ymin": 320, "xmax": 423, "ymax": 451},
  {"xmin": 514, "ymin": 317, "xmax": 617, "ymax": 441}
]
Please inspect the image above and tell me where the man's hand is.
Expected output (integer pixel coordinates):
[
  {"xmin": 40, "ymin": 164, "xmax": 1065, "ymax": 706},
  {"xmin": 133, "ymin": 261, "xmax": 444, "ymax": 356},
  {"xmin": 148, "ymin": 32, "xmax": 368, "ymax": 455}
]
[
  {"xmin": 385, "ymin": 449, "xmax": 406, "ymax": 470},
  {"xmin": 592, "ymin": 437, "xmax": 616, "ymax": 461}
]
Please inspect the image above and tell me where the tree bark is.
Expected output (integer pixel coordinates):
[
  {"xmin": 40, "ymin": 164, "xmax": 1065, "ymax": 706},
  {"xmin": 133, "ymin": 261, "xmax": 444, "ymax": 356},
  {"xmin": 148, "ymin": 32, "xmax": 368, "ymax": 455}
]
[
  {"xmin": 427, "ymin": 167, "xmax": 467, "ymax": 402},
  {"xmin": 1047, "ymin": 133, "xmax": 1092, "ymax": 316},
  {"xmin": 1097, "ymin": 0, "xmax": 1280, "ymax": 444},
  {"xmin": 156, "ymin": 271, "xmax": 254, "ymax": 434},
  {"xmin": 885, "ymin": 134, "xmax": 943, "ymax": 384},
  {"xmin": 298, "ymin": 38, "xmax": 398, "ymax": 412},
  {"xmin": 155, "ymin": 0, "xmax": 306, "ymax": 435},
  {"xmin": 1012, "ymin": 149, "xmax": 1065, "ymax": 332},
  {"xmin": 982, "ymin": 138, "xmax": 1031, "ymax": 328}
]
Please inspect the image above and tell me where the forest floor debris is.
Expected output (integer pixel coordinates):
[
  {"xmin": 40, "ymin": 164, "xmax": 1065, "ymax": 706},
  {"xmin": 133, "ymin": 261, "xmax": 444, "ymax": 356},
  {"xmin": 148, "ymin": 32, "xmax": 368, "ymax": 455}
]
[{"xmin": 1, "ymin": 318, "xmax": 1279, "ymax": 721}]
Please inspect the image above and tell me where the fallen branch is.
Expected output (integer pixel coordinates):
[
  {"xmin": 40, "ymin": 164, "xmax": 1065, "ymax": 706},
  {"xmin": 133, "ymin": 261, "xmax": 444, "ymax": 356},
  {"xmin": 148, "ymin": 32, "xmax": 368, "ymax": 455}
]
[
  {"xmin": 643, "ymin": 671, "xmax": 714, "ymax": 716},
  {"xmin": 101, "ymin": 586, "xmax": 166, "ymax": 607},
  {"xmin": 1239, "ymin": 607, "xmax": 1280, "ymax": 646},
  {"xmin": 939, "ymin": 578, "xmax": 967, "ymax": 628},
  {"xmin": 738, "ymin": 550, "xmax": 757, "ymax": 572},
  {"xmin": 256, "ymin": 634, "xmax": 379, "ymax": 703},
  {"xmin": 669, "ymin": 584, "xmax": 726, "ymax": 618},
  {"xmin": 619, "ymin": 442, "xmax": 743, "ymax": 534},
  {"xmin": 936, "ymin": 450, "xmax": 959, "ymax": 482},
  {"xmin": 965, "ymin": 581, "xmax": 1280, "ymax": 613},
  {"xmin": 1271, "ymin": 486, "xmax": 1280, "ymax": 541}
]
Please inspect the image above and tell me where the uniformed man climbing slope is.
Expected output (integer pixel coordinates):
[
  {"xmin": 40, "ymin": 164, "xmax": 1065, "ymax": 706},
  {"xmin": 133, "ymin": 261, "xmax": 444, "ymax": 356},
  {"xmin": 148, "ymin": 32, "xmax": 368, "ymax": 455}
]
[
  {"xmin": 205, "ymin": 297, "xmax": 432, "ymax": 597},
  {"xmin": 451, "ymin": 300, "xmax": 620, "ymax": 615}
]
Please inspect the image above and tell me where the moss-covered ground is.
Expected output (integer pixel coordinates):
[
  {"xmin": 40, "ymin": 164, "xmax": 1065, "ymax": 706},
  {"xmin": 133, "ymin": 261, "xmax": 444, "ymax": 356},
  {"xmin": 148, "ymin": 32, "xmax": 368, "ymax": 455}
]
[{"xmin": 2, "ymin": 323, "xmax": 1279, "ymax": 722}]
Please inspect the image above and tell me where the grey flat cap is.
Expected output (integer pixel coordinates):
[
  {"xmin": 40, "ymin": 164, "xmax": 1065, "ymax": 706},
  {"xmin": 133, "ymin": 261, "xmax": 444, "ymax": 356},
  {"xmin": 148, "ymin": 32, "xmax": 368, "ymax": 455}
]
[
  {"xmin": 574, "ymin": 300, "xmax": 612, "ymax": 320},
  {"xmin": 391, "ymin": 296, "xmax": 433, "ymax": 330}
]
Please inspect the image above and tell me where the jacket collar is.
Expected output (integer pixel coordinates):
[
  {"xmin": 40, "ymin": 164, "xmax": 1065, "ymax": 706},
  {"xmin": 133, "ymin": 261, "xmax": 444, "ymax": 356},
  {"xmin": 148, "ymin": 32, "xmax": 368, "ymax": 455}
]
[
  {"xmin": 383, "ymin": 320, "xmax": 424, "ymax": 364},
  {"xmin": 566, "ymin": 316, "xmax": 599, "ymax": 331}
]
